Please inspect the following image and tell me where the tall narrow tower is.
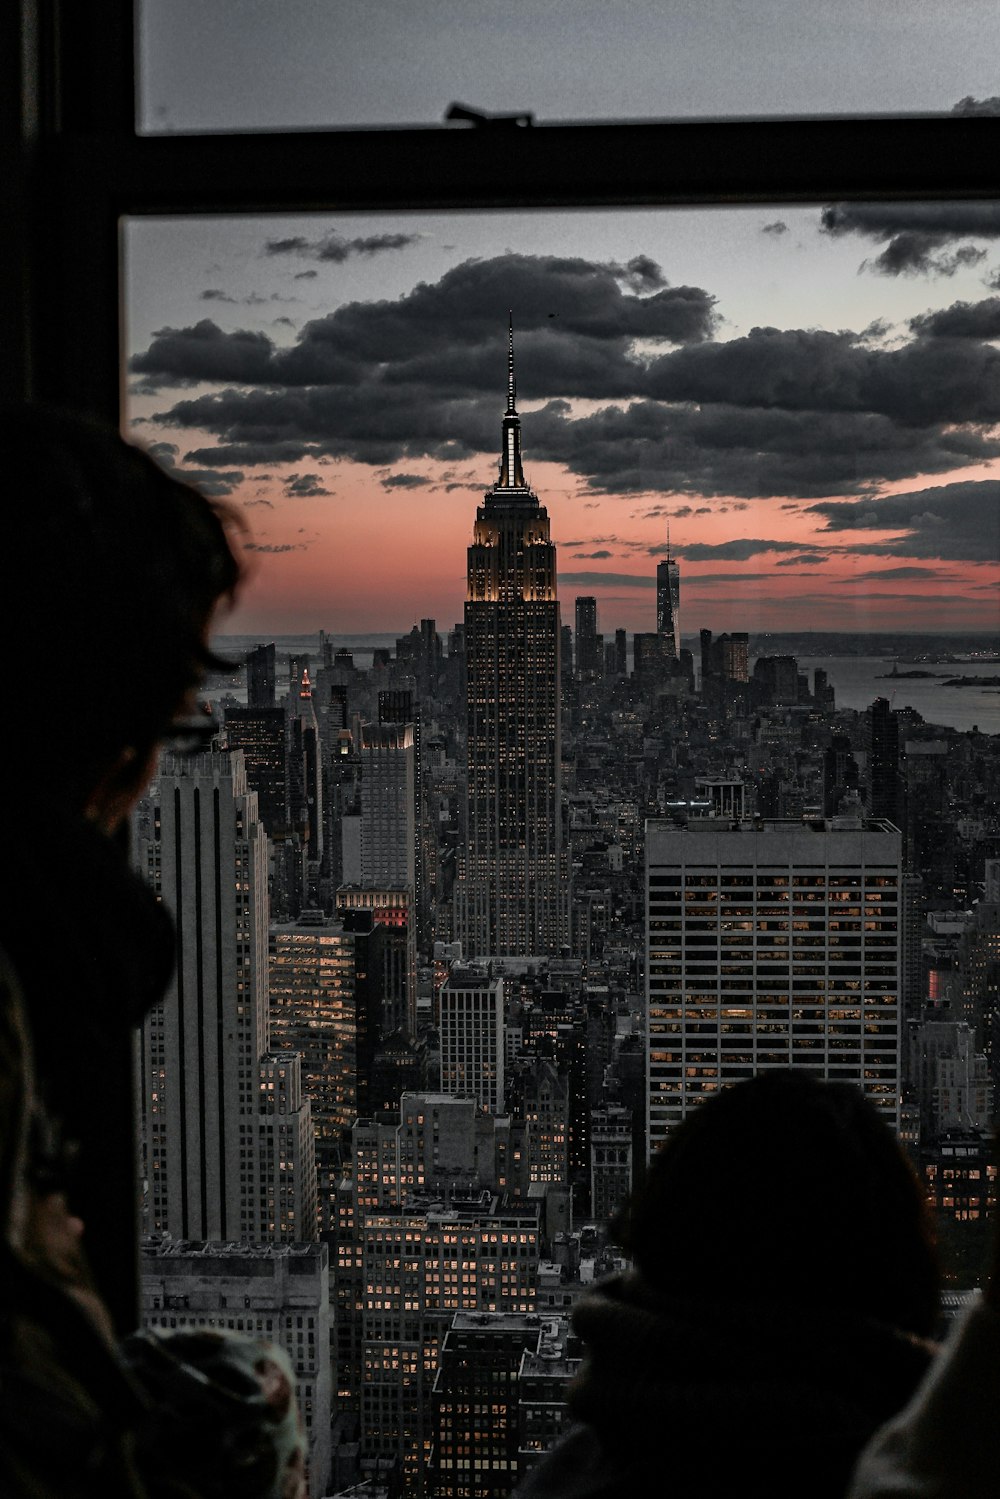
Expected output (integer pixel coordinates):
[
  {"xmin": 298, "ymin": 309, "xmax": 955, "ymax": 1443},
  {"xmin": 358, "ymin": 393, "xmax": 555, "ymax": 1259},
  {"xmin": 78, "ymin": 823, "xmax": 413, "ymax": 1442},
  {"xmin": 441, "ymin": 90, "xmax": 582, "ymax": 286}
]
[
  {"xmin": 656, "ymin": 523, "xmax": 680, "ymax": 659},
  {"xmin": 455, "ymin": 317, "xmax": 570, "ymax": 956}
]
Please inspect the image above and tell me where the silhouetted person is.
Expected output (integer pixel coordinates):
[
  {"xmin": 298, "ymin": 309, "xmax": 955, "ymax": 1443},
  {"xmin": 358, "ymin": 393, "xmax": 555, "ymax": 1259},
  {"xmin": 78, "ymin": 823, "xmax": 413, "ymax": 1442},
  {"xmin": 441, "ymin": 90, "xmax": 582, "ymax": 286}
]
[
  {"xmin": 0, "ymin": 404, "xmax": 240, "ymax": 1495},
  {"xmin": 519, "ymin": 1070, "xmax": 940, "ymax": 1499},
  {"xmin": 849, "ymin": 1141, "xmax": 1000, "ymax": 1499}
]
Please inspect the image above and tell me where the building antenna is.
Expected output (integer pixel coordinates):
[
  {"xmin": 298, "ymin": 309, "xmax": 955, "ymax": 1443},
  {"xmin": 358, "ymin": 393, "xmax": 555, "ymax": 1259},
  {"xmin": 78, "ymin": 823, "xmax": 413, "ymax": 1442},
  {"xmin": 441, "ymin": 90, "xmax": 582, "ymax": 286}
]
[{"xmin": 507, "ymin": 309, "xmax": 517, "ymax": 415}]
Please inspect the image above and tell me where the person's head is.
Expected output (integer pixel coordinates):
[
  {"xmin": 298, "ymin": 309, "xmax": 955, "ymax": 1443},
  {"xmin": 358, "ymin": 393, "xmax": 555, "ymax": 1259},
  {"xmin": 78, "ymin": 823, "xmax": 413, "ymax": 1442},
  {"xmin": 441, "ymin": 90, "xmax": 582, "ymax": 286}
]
[
  {"xmin": 1, "ymin": 405, "xmax": 241, "ymax": 822},
  {"xmin": 615, "ymin": 1069, "xmax": 939, "ymax": 1338}
]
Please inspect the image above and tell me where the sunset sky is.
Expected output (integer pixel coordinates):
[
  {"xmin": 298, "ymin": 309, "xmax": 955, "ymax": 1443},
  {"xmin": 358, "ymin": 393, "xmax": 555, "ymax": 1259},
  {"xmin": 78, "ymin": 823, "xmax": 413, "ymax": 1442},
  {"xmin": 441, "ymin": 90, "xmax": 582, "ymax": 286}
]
[{"xmin": 126, "ymin": 4, "xmax": 1000, "ymax": 639}]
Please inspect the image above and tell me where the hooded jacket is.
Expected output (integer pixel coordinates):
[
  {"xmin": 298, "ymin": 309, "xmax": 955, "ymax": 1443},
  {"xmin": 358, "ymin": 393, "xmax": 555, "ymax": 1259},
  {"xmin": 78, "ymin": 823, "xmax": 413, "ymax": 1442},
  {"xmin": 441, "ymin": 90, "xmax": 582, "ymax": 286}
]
[{"xmin": 518, "ymin": 1273, "xmax": 935, "ymax": 1499}]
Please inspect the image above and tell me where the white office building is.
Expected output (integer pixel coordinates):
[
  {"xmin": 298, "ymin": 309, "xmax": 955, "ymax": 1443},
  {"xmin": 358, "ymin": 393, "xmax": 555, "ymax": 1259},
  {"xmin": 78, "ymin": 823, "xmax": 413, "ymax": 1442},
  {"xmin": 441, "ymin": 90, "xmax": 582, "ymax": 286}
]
[{"xmin": 646, "ymin": 816, "xmax": 902, "ymax": 1156}]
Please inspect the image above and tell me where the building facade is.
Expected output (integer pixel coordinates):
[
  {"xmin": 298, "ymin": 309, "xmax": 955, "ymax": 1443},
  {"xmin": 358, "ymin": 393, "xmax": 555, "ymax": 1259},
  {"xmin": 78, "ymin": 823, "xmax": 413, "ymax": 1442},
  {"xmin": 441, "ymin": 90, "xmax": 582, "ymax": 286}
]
[
  {"xmin": 141, "ymin": 1238, "xmax": 332, "ymax": 1493},
  {"xmin": 655, "ymin": 534, "xmax": 680, "ymax": 659},
  {"xmin": 646, "ymin": 816, "xmax": 903, "ymax": 1156},
  {"xmin": 359, "ymin": 1194, "xmax": 540, "ymax": 1485},
  {"xmin": 455, "ymin": 322, "xmax": 570, "ymax": 957},
  {"xmin": 135, "ymin": 748, "xmax": 315, "ymax": 1242},
  {"xmin": 439, "ymin": 966, "xmax": 505, "ymax": 1116}
]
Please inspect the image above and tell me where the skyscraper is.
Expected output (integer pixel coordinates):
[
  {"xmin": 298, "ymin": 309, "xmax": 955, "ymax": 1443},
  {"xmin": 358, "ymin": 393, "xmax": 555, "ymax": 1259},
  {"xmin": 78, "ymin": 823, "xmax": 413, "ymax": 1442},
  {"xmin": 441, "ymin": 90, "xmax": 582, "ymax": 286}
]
[
  {"xmin": 247, "ymin": 641, "xmax": 277, "ymax": 708},
  {"xmin": 655, "ymin": 527, "xmax": 680, "ymax": 659},
  {"xmin": 136, "ymin": 748, "xmax": 316, "ymax": 1241},
  {"xmin": 646, "ymin": 815, "xmax": 902, "ymax": 1157},
  {"xmin": 574, "ymin": 595, "xmax": 600, "ymax": 678},
  {"xmin": 439, "ymin": 964, "xmax": 505, "ymax": 1114},
  {"xmin": 455, "ymin": 318, "xmax": 570, "ymax": 957}
]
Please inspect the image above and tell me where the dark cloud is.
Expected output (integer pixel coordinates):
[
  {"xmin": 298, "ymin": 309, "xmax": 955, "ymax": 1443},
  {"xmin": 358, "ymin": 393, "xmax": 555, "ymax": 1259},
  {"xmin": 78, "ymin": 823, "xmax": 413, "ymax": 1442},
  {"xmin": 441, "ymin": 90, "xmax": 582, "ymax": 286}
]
[
  {"xmin": 245, "ymin": 541, "xmax": 307, "ymax": 553},
  {"xmin": 134, "ymin": 253, "xmax": 1000, "ymax": 502},
  {"xmin": 294, "ymin": 270, "xmax": 319, "ymax": 280},
  {"xmin": 138, "ymin": 435, "xmax": 244, "ymax": 495},
  {"xmin": 558, "ymin": 571, "xmax": 653, "ymax": 588},
  {"xmin": 130, "ymin": 319, "xmax": 276, "ymax": 387},
  {"xmin": 285, "ymin": 473, "xmax": 331, "ymax": 497},
  {"xmin": 644, "ymin": 324, "xmax": 1000, "ymax": 425},
  {"xmin": 909, "ymin": 296, "xmax": 1000, "ymax": 339},
  {"xmin": 806, "ymin": 480, "xmax": 1000, "ymax": 562},
  {"xmin": 382, "ymin": 474, "xmax": 432, "ymax": 489},
  {"xmin": 774, "ymin": 554, "xmax": 828, "ymax": 567},
  {"xmin": 264, "ymin": 230, "xmax": 420, "ymax": 262},
  {"xmin": 847, "ymin": 565, "xmax": 951, "ymax": 581},
  {"xmin": 951, "ymin": 95, "xmax": 1000, "ymax": 116},
  {"xmin": 821, "ymin": 202, "xmax": 1000, "ymax": 276},
  {"xmin": 133, "ymin": 253, "xmax": 717, "ymax": 397},
  {"xmin": 603, "ymin": 255, "xmax": 668, "ymax": 291},
  {"xmin": 573, "ymin": 549, "xmax": 614, "ymax": 559},
  {"xmin": 686, "ymin": 570, "xmax": 785, "ymax": 583},
  {"xmin": 761, "ymin": 221, "xmax": 788, "ymax": 237},
  {"xmin": 201, "ymin": 289, "xmax": 237, "ymax": 303},
  {"xmin": 677, "ymin": 538, "xmax": 812, "ymax": 561}
]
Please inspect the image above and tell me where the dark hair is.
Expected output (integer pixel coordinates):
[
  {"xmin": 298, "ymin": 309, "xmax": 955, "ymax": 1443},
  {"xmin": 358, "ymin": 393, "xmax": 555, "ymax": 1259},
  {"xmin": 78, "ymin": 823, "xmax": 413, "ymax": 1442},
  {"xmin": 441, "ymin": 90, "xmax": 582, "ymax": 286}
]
[
  {"xmin": 0, "ymin": 405, "xmax": 241, "ymax": 812},
  {"xmin": 615, "ymin": 1070, "xmax": 940, "ymax": 1338}
]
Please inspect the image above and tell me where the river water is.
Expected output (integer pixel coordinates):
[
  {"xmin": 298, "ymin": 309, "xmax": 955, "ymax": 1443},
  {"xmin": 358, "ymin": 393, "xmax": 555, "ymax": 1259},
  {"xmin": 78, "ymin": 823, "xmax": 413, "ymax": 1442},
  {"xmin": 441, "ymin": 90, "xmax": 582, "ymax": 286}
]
[{"xmin": 799, "ymin": 657, "xmax": 1000, "ymax": 735}]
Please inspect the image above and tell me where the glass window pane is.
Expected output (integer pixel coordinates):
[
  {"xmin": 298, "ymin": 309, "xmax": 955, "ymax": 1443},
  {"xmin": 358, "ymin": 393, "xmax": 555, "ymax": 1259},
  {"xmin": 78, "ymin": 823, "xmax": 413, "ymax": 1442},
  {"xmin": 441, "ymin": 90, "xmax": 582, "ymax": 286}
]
[
  {"xmin": 137, "ymin": 0, "xmax": 1000, "ymax": 133},
  {"xmin": 124, "ymin": 205, "xmax": 999, "ymax": 708}
]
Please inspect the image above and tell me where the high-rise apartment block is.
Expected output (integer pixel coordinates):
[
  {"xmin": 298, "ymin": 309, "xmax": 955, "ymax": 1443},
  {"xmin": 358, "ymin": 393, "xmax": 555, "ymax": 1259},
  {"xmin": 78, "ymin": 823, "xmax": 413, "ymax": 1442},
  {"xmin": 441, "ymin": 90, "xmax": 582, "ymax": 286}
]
[
  {"xmin": 455, "ymin": 321, "xmax": 570, "ymax": 957},
  {"xmin": 439, "ymin": 965, "xmax": 505, "ymax": 1115},
  {"xmin": 135, "ymin": 749, "xmax": 315, "ymax": 1241},
  {"xmin": 646, "ymin": 816, "xmax": 902, "ymax": 1156}
]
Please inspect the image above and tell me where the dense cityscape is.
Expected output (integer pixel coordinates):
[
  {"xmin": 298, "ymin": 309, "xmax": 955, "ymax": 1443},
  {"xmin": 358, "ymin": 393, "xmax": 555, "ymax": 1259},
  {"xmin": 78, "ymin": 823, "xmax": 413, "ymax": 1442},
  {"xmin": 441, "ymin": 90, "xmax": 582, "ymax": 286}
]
[{"xmin": 133, "ymin": 333, "xmax": 1000, "ymax": 1497}]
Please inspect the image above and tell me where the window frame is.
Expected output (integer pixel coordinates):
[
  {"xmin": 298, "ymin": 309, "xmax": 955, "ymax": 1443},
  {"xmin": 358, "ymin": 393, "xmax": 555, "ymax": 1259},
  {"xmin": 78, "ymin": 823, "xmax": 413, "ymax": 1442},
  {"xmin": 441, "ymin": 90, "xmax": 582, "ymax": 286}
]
[
  {"xmin": 7, "ymin": 0, "xmax": 1000, "ymax": 1326},
  {"xmin": 10, "ymin": 0, "xmax": 1000, "ymax": 417}
]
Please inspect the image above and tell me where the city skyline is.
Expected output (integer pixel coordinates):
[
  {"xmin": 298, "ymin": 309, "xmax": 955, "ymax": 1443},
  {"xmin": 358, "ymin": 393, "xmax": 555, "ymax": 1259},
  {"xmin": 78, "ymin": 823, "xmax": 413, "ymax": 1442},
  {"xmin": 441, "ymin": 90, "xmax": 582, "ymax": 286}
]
[{"xmin": 127, "ymin": 196, "xmax": 1000, "ymax": 640}]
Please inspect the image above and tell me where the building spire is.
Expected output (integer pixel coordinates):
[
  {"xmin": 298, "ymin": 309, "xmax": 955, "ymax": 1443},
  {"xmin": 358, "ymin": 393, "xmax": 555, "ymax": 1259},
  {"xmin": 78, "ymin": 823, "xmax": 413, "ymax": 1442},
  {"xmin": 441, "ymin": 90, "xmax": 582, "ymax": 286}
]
[
  {"xmin": 496, "ymin": 312, "xmax": 527, "ymax": 489},
  {"xmin": 666, "ymin": 517, "xmax": 671, "ymax": 563}
]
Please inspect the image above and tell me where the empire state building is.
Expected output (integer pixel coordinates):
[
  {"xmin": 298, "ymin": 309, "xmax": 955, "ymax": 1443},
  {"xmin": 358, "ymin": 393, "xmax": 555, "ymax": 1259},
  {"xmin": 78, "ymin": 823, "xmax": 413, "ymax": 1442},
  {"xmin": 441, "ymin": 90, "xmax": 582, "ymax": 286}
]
[{"xmin": 454, "ymin": 319, "xmax": 570, "ymax": 957}]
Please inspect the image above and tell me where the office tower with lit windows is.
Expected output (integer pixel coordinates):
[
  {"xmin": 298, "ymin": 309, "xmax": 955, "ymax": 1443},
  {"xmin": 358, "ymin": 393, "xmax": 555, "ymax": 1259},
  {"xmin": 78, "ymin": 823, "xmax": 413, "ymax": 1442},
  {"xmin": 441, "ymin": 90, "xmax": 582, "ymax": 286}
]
[
  {"xmin": 269, "ymin": 911, "xmax": 361, "ymax": 1217},
  {"xmin": 700, "ymin": 629, "xmax": 750, "ymax": 686},
  {"xmin": 574, "ymin": 595, "xmax": 600, "ymax": 678},
  {"xmin": 288, "ymin": 666, "xmax": 324, "ymax": 860},
  {"xmin": 358, "ymin": 721, "xmax": 415, "ymax": 890},
  {"xmin": 655, "ymin": 530, "xmax": 680, "ymax": 659},
  {"xmin": 135, "ymin": 749, "xmax": 316, "ymax": 1241},
  {"xmin": 439, "ymin": 965, "xmax": 505, "ymax": 1115},
  {"xmin": 429, "ymin": 1311, "xmax": 544, "ymax": 1499},
  {"xmin": 455, "ymin": 320, "xmax": 570, "ymax": 957},
  {"xmin": 247, "ymin": 641, "xmax": 277, "ymax": 708},
  {"xmin": 224, "ymin": 704, "xmax": 288, "ymax": 836},
  {"xmin": 337, "ymin": 884, "xmax": 416, "ymax": 1037},
  {"xmin": 646, "ymin": 815, "xmax": 902, "ymax": 1158},
  {"xmin": 359, "ymin": 1194, "xmax": 540, "ymax": 1485}
]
